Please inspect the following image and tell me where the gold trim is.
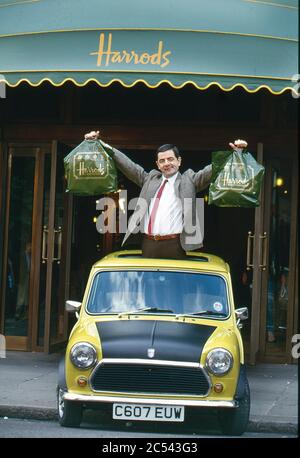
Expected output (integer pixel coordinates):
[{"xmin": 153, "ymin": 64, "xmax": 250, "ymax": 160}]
[
  {"xmin": 0, "ymin": 76, "xmax": 296, "ymax": 96},
  {"xmin": 0, "ymin": 0, "xmax": 40, "ymax": 8},
  {"xmin": 0, "ymin": 69, "xmax": 294, "ymax": 81},
  {"xmin": 0, "ymin": 27, "xmax": 297, "ymax": 42},
  {"xmin": 243, "ymin": 0, "xmax": 298, "ymax": 9}
]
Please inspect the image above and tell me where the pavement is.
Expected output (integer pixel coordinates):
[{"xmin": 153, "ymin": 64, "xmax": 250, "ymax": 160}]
[{"xmin": 0, "ymin": 351, "xmax": 298, "ymax": 435}]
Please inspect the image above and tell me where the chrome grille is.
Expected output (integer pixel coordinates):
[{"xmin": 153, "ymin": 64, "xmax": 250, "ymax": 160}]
[{"xmin": 90, "ymin": 361, "xmax": 210, "ymax": 396}]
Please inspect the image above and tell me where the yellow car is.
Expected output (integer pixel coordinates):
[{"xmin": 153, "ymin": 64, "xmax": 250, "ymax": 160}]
[{"xmin": 57, "ymin": 250, "xmax": 250, "ymax": 435}]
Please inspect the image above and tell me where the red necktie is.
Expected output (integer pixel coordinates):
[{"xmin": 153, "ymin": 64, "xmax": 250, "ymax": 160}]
[{"xmin": 147, "ymin": 179, "xmax": 168, "ymax": 235}]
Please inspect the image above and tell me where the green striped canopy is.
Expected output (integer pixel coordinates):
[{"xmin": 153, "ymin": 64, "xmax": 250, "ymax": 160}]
[{"xmin": 0, "ymin": 0, "xmax": 298, "ymax": 95}]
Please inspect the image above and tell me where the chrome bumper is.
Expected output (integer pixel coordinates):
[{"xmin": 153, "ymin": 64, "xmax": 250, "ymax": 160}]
[{"xmin": 63, "ymin": 392, "xmax": 237, "ymax": 408}]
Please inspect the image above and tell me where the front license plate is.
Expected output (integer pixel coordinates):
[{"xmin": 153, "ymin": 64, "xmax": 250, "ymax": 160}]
[{"xmin": 112, "ymin": 403, "xmax": 185, "ymax": 422}]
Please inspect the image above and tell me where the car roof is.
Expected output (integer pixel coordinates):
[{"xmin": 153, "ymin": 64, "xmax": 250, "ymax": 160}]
[{"xmin": 92, "ymin": 250, "xmax": 229, "ymax": 273}]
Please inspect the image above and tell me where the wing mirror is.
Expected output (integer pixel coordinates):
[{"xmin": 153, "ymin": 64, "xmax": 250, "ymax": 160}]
[
  {"xmin": 65, "ymin": 300, "xmax": 82, "ymax": 319},
  {"xmin": 235, "ymin": 307, "xmax": 249, "ymax": 329}
]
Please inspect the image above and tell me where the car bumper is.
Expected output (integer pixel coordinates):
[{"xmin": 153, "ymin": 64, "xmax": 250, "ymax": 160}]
[{"xmin": 63, "ymin": 392, "xmax": 237, "ymax": 408}]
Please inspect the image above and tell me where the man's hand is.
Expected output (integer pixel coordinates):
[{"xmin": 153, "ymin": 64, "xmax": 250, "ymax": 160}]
[
  {"xmin": 84, "ymin": 130, "xmax": 100, "ymax": 140},
  {"xmin": 229, "ymin": 139, "xmax": 248, "ymax": 151}
]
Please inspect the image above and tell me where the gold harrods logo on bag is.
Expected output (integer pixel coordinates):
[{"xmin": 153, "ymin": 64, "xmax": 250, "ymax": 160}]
[
  {"xmin": 215, "ymin": 162, "xmax": 255, "ymax": 191},
  {"xmin": 73, "ymin": 152, "xmax": 108, "ymax": 179}
]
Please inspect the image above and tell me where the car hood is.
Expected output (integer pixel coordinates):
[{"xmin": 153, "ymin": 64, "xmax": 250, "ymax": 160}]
[{"xmin": 95, "ymin": 319, "xmax": 217, "ymax": 363}]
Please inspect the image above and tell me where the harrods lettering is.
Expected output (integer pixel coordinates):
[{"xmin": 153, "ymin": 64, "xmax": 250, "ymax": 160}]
[
  {"xmin": 78, "ymin": 161, "xmax": 105, "ymax": 176},
  {"xmin": 222, "ymin": 172, "xmax": 248, "ymax": 187},
  {"xmin": 216, "ymin": 164, "xmax": 254, "ymax": 191},
  {"xmin": 73, "ymin": 153, "xmax": 107, "ymax": 179},
  {"xmin": 90, "ymin": 33, "xmax": 172, "ymax": 68}
]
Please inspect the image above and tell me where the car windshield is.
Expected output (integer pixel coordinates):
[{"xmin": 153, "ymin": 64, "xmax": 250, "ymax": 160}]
[{"xmin": 87, "ymin": 270, "xmax": 229, "ymax": 317}]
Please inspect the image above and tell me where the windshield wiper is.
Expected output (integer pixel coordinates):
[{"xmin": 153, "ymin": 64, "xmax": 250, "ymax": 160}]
[
  {"xmin": 175, "ymin": 310, "xmax": 227, "ymax": 318},
  {"xmin": 118, "ymin": 307, "xmax": 174, "ymax": 317},
  {"xmin": 137, "ymin": 307, "xmax": 174, "ymax": 313}
]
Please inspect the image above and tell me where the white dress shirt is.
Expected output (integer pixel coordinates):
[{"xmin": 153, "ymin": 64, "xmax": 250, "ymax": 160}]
[{"xmin": 144, "ymin": 172, "xmax": 183, "ymax": 235}]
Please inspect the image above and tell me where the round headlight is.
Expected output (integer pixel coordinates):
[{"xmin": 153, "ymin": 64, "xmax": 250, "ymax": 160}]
[
  {"xmin": 206, "ymin": 348, "xmax": 233, "ymax": 376},
  {"xmin": 70, "ymin": 342, "xmax": 97, "ymax": 369}
]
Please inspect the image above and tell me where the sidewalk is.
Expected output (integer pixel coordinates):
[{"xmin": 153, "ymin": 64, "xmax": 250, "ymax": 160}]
[{"xmin": 0, "ymin": 351, "xmax": 298, "ymax": 434}]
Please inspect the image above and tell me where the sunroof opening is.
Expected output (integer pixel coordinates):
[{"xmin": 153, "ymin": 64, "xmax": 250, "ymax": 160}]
[{"xmin": 116, "ymin": 253, "xmax": 209, "ymax": 262}]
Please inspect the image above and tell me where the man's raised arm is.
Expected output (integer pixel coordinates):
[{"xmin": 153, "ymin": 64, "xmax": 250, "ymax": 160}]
[
  {"xmin": 191, "ymin": 139, "xmax": 248, "ymax": 192},
  {"xmin": 85, "ymin": 130, "xmax": 148, "ymax": 188}
]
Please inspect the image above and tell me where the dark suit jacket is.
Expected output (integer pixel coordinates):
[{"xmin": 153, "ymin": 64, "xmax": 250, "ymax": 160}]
[{"xmin": 109, "ymin": 146, "xmax": 212, "ymax": 251}]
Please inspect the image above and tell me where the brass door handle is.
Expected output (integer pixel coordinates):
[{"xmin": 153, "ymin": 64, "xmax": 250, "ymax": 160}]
[
  {"xmin": 53, "ymin": 227, "xmax": 62, "ymax": 264},
  {"xmin": 42, "ymin": 226, "xmax": 48, "ymax": 263},
  {"xmin": 259, "ymin": 232, "xmax": 267, "ymax": 271},
  {"xmin": 246, "ymin": 231, "xmax": 254, "ymax": 270}
]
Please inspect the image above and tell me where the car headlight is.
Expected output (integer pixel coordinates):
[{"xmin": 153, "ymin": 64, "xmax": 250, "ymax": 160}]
[
  {"xmin": 206, "ymin": 348, "xmax": 233, "ymax": 376},
  {"xmin": 70, "ymin": 342, "xmax": 97, "ymax": 369}
]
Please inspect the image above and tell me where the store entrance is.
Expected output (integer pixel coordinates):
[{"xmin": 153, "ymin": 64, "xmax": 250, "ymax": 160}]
[
  {"xmin": 255, "ymin": 149, "xmax": 298, "ymax": 363},
  {"xmin": 0, "ymin": 142, "xmax": 72, "ymax": 352}
]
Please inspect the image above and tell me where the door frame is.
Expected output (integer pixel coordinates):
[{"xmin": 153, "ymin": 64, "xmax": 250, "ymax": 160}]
[
  {"xmin": 286, "ymin": 154, "xmax": 298, "ymax": 363},
  {"xmin": 0, "ymin": 142, "xmax": 8, "ymax": 316},
  {"xmin": 42, "ymin": 141, "xmax": 58, "ymax": 353},
  {"xmin": 259, "ymin": 151, "xmax": 298, "ymax": 364},
  {"xmin": 0, "ymin": 142, "xmax": 72, "ymax": 352},
  {"xmin": 254, "ymin": 148, "xmax": 298, "ymax": 363},
  {"xmin": 0, "ymin": 145, "xmax": 48, "ymax": 350},
  {"xmin": 248, "ymin": 143, "xmax": 265, "ymax": 364},
  {"xmin": 42, "ymin": 141, "xmax": 73, "ymax": 353}
]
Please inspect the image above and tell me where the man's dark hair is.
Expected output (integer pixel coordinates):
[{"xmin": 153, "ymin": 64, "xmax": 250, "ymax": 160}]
[{"xmin": 156, "ymin": 144, "xmax": 180, "ymax": 159}]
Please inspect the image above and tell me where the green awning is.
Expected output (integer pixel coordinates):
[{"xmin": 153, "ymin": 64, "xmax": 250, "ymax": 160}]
[{"xmin": 0, "ymin": 0, "xmax": 298, "ymax": 95}]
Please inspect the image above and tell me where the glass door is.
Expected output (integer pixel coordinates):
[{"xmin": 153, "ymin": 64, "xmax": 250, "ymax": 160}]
[
  {"xmin": 258, "ymin": 151, "xmax": 298, "ymax": 362},
  {"xmin": 0, "ymin": 142, "xmax": 72, "ymax": 352},
  {"xmin": 0, "ymin": 146, "xmax": 45, "ymax": 350},
  {"xmin": 37, "ymin": 141, "xmax": 72, "ymax": 353},
  {"xmin": 244, "ymin": 145, "xmax": 298, "ymax": 363}
]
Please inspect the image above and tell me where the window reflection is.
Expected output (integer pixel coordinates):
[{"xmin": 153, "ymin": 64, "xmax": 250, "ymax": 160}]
[{"xmin": 87, "ymin": 270, "xmax": 229, "ymax": 317}]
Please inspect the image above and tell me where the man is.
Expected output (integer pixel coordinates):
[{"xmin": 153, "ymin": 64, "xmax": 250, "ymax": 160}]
[{"xmin": 85, "ymin": 131, "xmax": 247, "ymax": 259}]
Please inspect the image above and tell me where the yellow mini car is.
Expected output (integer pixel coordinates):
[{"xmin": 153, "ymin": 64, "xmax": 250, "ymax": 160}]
[{"xmin": 57, "ymin": 250, "xmax": 250, "ymax": 435}]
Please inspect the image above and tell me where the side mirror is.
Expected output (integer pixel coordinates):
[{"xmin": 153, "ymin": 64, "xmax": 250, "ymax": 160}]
[
  {"xmin": 235, "ymin": 307, "xmax": 248, "ymax": 329},
  {"xmin": 66, "ymin": 300, "xmax": 82, "ymax": 313}
]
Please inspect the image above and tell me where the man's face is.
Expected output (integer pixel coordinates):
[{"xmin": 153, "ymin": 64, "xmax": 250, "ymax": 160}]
[{"xmin": 156, "ymin": 149, "xmax": 181, "ymax": 178}]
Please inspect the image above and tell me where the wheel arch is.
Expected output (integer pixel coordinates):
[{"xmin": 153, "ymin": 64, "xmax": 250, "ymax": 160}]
[
  {"xmin": 58, "ymin": 356, "xmax": 67, "ymax": 391},
  {"xmin": 234, "ymin": 364, "xmax": 250, "ymax": 400}
]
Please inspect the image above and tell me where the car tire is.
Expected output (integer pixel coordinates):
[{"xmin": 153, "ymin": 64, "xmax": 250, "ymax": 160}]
[
  {"xmin": 218, "ymin": 379, "xmax": 250, "ymax": 436},
  {"xmin": 57, "ymin": 386, "xmax": 83, "ymax": 427}
]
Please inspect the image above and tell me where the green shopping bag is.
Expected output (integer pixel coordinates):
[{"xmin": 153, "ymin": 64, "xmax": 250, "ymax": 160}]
[
  {"xmin": 208, "ymin": 149, "xmax": 265, "ymax": 207},
  {"xmin": 64, "ymin": 139, "xmax": 118, "ymax": 196}
]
